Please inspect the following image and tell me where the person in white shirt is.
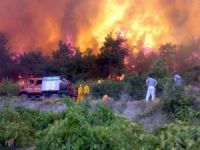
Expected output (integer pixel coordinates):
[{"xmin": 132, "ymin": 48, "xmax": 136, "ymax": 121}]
[
  {"xmin": 173, "ymin": 71, "xmax": 182, "ymax": 87},
  {"xmin": 145, "ymin": 74, "xmax": 157, "ymax": 101}
]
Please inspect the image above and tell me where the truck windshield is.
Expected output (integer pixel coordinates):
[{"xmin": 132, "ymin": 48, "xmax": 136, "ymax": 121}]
[
  {"xmin": 36, "ymin": 80, "xmax": 42, "ymax": 85},
  {"xmin": 28, "ymin": 80, "xmax": 34, "ymax": 85}
]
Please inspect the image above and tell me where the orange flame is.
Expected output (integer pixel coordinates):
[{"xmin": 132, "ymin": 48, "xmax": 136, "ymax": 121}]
[{"xmin": 0, "ymin": 0, "xmax": 200, "ymax": 54}]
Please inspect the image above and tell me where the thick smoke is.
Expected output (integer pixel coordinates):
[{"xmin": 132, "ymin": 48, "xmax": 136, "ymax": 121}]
[{"xmin": 0, "ymin": 0, "xmax": 199, "ymax": 54}]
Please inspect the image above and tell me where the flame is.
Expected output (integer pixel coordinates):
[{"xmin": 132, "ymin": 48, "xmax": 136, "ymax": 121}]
[
  {"xmin": 45, "ymin": 18, "xmax": 60, "ymax": 43},
  {"xmin": 0, "ymin": 0, "xmax": 200, "ymax": 54}
]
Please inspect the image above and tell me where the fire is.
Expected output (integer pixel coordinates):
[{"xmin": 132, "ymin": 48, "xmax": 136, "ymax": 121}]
[
  {"xmin": 45, "ymin": 18, "xmax": 60, "ymax": 43},
  {"xmin": 0, "ymin": 0, "xmax": 200, "ymax": 54}
]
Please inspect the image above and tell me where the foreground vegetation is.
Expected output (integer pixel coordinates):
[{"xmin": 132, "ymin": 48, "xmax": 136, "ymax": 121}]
[{"xmin": 0, "ymin": 88, "xmax": 200, "ymax": 150}]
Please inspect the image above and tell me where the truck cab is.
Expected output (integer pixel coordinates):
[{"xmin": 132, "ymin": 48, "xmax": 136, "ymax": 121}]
[{"xmin": 19, "ymin": 77, "xmax": 42, "ymax": 99}]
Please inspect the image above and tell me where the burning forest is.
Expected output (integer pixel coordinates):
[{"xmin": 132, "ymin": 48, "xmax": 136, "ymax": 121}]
[
  {"xmin": 1, "ymin": 1, "xmax": 200, "ymax": 150},
  {"xmin": 0, "ymin": 0, "xmax": 199, "ymax": 81}
]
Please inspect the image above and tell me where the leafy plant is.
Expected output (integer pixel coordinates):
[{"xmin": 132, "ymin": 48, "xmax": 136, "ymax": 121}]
[
  {"xmin": 161, "ymin": 88, "xmax": 199, "ymax": 122},
  {"xmin": 0, "ymin": 79, "xmax": 19, "ymax": 97},
  {"xmin": 91, "ymin": 80, "xmax": 129, "ymax": 100},
  {"xmin": 155, "ymin": 121, "xmax": 200, "ymax": 150},
  {"xmin": 0, "ymin": 106, "xmax": 34, "ymax": 149},
  {"xmin": 124, "ymin": 73, "xmax": 146, "ymax": 100}
]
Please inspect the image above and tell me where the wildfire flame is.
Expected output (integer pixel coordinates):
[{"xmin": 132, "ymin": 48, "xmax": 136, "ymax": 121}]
[{"xmin": 0, "ymin": 0, "xmax": 200, "ymax": 54}]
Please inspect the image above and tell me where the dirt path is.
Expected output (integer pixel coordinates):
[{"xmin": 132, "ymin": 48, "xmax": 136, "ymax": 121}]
[{"xmin": 0, "ymin": 98, "xmax": 67, "ymax": 112}]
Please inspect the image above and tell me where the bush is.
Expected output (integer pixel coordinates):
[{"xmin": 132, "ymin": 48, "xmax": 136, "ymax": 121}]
[
  {"xmin": 151, "ymin": 59, "xmax": 170, "ymax": 95},
  {"xmin": 162, "ymin": 91, "xmax": 192, "ymax": 114},
  {"xmin": 89, "ymin": 105, "xmax": 117, "ymax": 126},
  {"xmin": 91, "ymin": 74, "xmax": 147, "ymax": 100},
  {"xmin": 35, "ymin": 103, "xmax": 159, "ymax": 150},
  {"xmin": 124, "ymin": 73, "xmax": 146, "ymax": 100},
  {"xmin": 0, "ymin": 104, "xmax": 69, "ymax": 149},
  {"xmin": 0, "ymin": 106, "xmax": 34, "ymax": 149},
  {"xmin": 183, "ymin": 66, "xmax": 200, "ymax": 84},
  {"xmin": 15, "ymin": 106, "xmax": 67, "ymax": 131},
  {"xmin": 91, "ymin": 80, "xmax": 130, "ymax": 100},
  {"xmin": 155, "ymin": 121, "xmax": 200, "ymax": 149},
  {"xmin": 162, "ymin": 88, "xmax": 200, "ymax": 122},
  {"xmin": 0, "ymin": 79, "xmax": 19, "ymax": 97},
  {"xmin": 174, "ymin": 107, "xmax": 200, "ymax": 122}
]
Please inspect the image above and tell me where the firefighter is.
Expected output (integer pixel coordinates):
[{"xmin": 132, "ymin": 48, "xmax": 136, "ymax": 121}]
[
  {"xmin": 77, "ymin": 84, "xmax": 84, "ymax": 103},
  {"xmin": 83, "ymin": 83, "xmax": 90, "ymax": 99}
]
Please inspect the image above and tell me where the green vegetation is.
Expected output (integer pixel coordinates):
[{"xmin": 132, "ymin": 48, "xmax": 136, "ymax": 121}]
[
  {"xmin": 0, "ymin": 79, "xmax": 19, "ymax": 97},
  {"xmin": 91, "ymin": 80, "xmax": 129, "ymax": 100},
  {"xmin": 90, "ymin": 73, "xmax": 147, "ymax": 100},
  {"xmin": 155, "ymin": 121, "xmax": 200, "ymax": 150},
  {"xmin": 0, "ymin": 94, "xmax": 200, "ymax": 149},
  {"xmin": 162, "ymin": 88, "xmax": 200, "ymax": 123},
  {"xmin": 0, "ymin": 105, "xmax": 34, "ymax": 149}
]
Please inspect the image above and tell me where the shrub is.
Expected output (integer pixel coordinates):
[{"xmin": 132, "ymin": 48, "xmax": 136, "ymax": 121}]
[
  {"xmin": 151, "ymin": 59, "xmax": 170, "ymax": 95},
  {"xmin": 0, "ymin": 79, "xmax": 19, "ymax": 97},
  {"xmin": 162, "ymin": 88, "xmax": 199, "ymax": 122},
  {"xmin": 35, "ymin": 103, "xmax": 159, "ymax": 150},
  {"xmin": 89, "ymin": 105, "xmax": 117, "ymax": 126},
  {"xmin": 162, "ymin": 91, "xmax": 192, "ymax": 114},
  {"xmin": 183, "ymin": 66, "xmax": 200, "ymax": 84},
  {"xmin": 91, "ymin": 80, "xmax": 129, "ymax": 100},
  {"xmin": 15, "ymin": 106, "xmax": 67, "ymax": 131},
  {"xmin": 174, "ymin": 107, "xmax": 200, "ymax": 122},
  {"xmin": 0, "ymin": 106, "xmax": 34, "ymax": 149},
  {"xmin": 155, "ymin": 121, "xmax": 200, "ymax": 149},
  {"xmin": 151, "ymin": 59, "xmax": 169, "ymax": 79},
  {"xmin": 124, "ymin": 73, "xmax": 146, "ymax": 100},
  {"xmin": 0, "ymin": 121, "xmax": 33, "ymax": 148}
]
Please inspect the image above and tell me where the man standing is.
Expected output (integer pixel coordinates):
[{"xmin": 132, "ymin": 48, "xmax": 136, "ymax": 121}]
[
  {"xmin": 145, "ymin": 74, "xmax": 157, "ymax": 101},
  {"xmin": 173, "ymin": 71, "xmax": 182, "ymax": 88}
]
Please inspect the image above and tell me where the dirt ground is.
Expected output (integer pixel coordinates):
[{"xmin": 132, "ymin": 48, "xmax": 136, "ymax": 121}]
[{"xmin": 0, "ymin": 97, "xmax": 67, "ymax": 112}]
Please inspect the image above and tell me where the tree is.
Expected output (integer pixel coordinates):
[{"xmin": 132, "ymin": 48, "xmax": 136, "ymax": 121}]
[
  {"xmin": 0, "ymin": 33, "xmax": 18, "ymax": 80},
  {"xmin": 96, "ymin": 33, "xmax": 128, "ymax": 78},
  {"xmin": 51, "ymin": 41, "xmax": 83, "ymax": 81},
  {"xmin": 19, "ymin": 51, "xmax": 50, "ymax": 76},
  {"xmin": 129, "ymin": 51, "xmax": 158, "ymax": 75},
  {"xmin": 159, "ymin": 43, "xmax": 176, "ymax": 60},
  {"xmin": 151, "ymin": 59, "xmax": 169, "ymax": 79},
  {"xmin": 151, "ymin": 59, "xmax": 170, "ymax": 94},
  {"xmin": 159, "ymin": 43, "xmax": 176, "ymax": 71}
]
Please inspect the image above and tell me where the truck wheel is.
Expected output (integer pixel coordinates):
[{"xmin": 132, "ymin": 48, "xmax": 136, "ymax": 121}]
[
  {"xmin": 50, "ymin": 94, "xmax": 59, "ymax": 100},
  {"xmin": 21, "ymin": 94, "xmax": 28, "ymax": 101},
  {"xmin": 39, "ymin": 96, "xmax": 45, "ymax": 101}
]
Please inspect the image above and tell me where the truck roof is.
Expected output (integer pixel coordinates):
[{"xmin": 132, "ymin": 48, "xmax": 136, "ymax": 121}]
[
  {"xmin": 43, "ymin": 76, "xmax": 61, "ymax": 81},
  {"xmin": 28, "ymin": 77, "xmax": 42, "ymax": 80}
]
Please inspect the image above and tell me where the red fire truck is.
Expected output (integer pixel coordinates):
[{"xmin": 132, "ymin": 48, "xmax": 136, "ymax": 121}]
[{"xmin": 18, "ymin": 76, "xmax": 77, "ymax": 100}]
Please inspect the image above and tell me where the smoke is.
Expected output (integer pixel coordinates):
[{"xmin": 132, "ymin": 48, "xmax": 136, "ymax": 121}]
[{"xmin": 0, "ymin": 0, "xmax": 199, "ymax": 54}]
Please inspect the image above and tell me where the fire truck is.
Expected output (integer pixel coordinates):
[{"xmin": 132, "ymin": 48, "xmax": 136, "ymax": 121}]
[{"xmin": 18, "ymin": 76, "xmax": 77, "ymax": 100}]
